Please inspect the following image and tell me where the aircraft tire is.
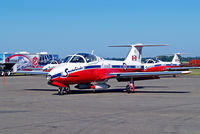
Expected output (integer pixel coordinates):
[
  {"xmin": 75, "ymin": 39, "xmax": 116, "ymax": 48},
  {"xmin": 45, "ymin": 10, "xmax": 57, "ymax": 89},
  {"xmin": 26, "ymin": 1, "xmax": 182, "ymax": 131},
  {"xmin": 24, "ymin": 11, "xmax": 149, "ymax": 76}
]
[
  {"xmin": 126, "ymin": 85, "xmax": 132, "ymax": 94},
  {"xmin": 66, "ymin": 86, "xmax": 70, "ymax": 94},
  {"xmin": 0, "ymin": 71, "xmax": 5, "ymax": 76},
  {"xmin": 5, "ymin": 71, "xmax": 11, "ymax": 76},
  {"xmin": 58, "ymin": 86, "xmax": 70, "ymax": 95},
  {"xmin": 58, "ymin": 87, "xmax": 65, "ymax": 95}
]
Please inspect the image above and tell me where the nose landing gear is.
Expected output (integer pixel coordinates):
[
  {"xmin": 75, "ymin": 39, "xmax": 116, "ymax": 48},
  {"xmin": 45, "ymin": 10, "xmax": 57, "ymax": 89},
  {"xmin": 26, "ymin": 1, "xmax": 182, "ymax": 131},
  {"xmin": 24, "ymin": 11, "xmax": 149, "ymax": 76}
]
[{"xmin": 58, "ymin": 85, "xmax": 70, "ymax": 95}]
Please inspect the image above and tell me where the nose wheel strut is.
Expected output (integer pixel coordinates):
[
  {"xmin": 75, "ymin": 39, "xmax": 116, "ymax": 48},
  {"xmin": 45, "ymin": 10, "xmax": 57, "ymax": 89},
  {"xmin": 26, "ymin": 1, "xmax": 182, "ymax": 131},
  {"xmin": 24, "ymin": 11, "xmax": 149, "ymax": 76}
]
[{"xmin": 58, "ymin": 85, "xmax": 70, "ymax": 95}]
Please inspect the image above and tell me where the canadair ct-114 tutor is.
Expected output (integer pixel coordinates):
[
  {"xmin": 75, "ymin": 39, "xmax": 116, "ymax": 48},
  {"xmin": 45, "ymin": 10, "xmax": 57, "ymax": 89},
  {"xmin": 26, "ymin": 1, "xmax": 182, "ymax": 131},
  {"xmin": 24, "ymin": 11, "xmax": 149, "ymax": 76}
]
[
  {"xmin": 143, "ymin": 53, "xmax": 200, "ymax": 72},
  {"xmin": 39, "ymin": 44, "xmax": 191, "ymax": 95}
]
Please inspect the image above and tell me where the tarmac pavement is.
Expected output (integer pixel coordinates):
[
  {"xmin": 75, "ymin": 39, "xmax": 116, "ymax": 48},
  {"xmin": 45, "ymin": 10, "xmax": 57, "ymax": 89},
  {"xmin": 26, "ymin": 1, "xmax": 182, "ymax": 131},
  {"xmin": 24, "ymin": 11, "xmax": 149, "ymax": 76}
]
[{"xmin": 0, "ymin": 75, "xmax": 200, "ymax": 134}]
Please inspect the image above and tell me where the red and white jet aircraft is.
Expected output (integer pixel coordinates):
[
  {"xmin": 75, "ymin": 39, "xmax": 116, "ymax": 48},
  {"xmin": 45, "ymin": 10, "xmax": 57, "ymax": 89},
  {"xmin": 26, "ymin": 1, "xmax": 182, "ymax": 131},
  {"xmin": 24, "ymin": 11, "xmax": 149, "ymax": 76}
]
[
  {"xmin": 143, "ymin": 53, "xmax": 200, "ymax": 72},
  {"xmin": 46, "ymin": 44, "xmax": 191, "ymax": 95}
]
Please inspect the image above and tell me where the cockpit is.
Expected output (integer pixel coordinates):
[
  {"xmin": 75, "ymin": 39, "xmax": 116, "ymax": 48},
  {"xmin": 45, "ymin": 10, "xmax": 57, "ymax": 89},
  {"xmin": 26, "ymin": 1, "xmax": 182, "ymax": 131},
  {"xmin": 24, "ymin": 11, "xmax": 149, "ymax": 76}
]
[
  {"xmin": 50, "ymin": 60, "xmax": 59, "ymax": 64},
  {"xmin": 65, "ymin": 53, "xmax": 97, "ymax": 63},
  {"xmin": 63, "ymin": 55, "xmax": 73, "ymax": 63},
  {"xmin": 144, "ymin": 58, "xmax": 160, "ymax": 64}
]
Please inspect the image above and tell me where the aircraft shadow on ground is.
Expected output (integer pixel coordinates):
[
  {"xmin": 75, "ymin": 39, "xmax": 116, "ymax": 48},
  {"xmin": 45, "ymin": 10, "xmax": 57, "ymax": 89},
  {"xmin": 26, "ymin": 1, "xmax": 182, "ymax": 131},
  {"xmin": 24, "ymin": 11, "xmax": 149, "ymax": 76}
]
[
  {"xmin": 24, "ymin": 89, "xmax": 57, "ymax": 92},
  {"xmin": 114, "ymin": 86, "xmax": 168, "ymax": 89},
  {"xmin": 24, "ymin": 86, "xmax": 190, "ymax": 95}
]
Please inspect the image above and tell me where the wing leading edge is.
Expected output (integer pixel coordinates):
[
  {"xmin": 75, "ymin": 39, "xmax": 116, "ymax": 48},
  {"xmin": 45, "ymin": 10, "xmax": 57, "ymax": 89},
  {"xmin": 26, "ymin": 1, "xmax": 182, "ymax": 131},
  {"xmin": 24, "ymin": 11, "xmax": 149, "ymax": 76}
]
[
  {"xmin": 166, "ymin": 67, "xmax": 200, "ymax": 71},
  {"xmin": 107, "ymin": 71, "xmax": 191, "ymax": 78},
  {"xmin": 16, "ymin": 71, "xmax": 49, "ymax": 75}
]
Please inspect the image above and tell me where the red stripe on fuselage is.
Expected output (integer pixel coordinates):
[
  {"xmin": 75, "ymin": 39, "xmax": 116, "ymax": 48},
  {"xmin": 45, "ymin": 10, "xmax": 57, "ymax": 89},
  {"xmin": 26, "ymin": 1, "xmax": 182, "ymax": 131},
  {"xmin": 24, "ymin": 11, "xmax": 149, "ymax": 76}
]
[
  {"xmin": 144, "ymin": 66, "xmax": 180, "ymax": 72},
  {"xmin": 52, "ymin": 68, "xmax": 142, "ymax": 85}
]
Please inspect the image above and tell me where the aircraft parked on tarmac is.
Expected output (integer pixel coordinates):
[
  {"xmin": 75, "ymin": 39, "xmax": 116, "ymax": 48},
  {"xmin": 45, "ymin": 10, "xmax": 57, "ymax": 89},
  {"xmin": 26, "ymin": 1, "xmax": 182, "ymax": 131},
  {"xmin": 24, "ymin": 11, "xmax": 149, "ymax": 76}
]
[
  {"xmin": 45, "ymin": 44, "xmax": 191, "ymax": 95},
  {"xmin": 42, "ymin": 59, "xmax": 63, "ymax": 72},
  {"xmin": 143, "ymin": 53, "xmax": 200, "ymax": 71}
]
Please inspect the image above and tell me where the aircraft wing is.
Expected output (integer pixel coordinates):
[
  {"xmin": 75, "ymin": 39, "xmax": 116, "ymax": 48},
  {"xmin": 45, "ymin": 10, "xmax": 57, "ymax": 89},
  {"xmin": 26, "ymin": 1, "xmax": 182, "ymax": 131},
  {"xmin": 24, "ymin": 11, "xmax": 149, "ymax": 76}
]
[
  {"xmin": 166, "ymin": 67, "xmax": 200, "ymax": 71},
  {"xmin": 107, "ymin": 71, "xmax": 191, "ymax": 78},
  {"xmin": 16, "ymin": 70, "xmax": 49, "ymax": 75},
  {"xmin": 23, "ymin": 67, "xmax": 43, "ymax": 70},
  {"xmin": 0, "ymin": 63, "xmax": 15, "ymax": 70}
]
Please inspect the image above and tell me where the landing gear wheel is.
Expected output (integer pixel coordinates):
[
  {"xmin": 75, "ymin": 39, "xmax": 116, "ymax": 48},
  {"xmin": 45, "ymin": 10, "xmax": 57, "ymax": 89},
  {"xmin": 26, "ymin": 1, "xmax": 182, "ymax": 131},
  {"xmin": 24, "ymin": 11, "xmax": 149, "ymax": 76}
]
[
  {"xmin": 58, "ymin": 86, "xmax": 70, "ymax": 95},
  {"xmin": 126, "ymin": 85, "xmax": 133, "ymax": 94},
  {"xmin": 5, "ymin": 71, "xmax": 11, "ymax": 76},
  {"xmin": 0, "ymin": 71, "xmax": 5, "ymax": 76},
  {"xmin": 126, "ymin": 77, "xmax": 135, "ymax": 94},
  {"xmin": 58, "ymin": 87, "xmax": 66, "ymax": 95},
  {"xmin": 65, "ymin": 86, "xmax": 70, "ymax": 94}
]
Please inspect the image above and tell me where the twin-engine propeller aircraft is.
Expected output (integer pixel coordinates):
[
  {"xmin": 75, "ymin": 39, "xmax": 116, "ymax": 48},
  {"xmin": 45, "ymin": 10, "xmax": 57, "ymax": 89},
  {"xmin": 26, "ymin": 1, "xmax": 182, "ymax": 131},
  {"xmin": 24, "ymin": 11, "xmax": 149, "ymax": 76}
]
[
  {"xmin": 143, "ymin": 53, "xmax": 200, "ymax": 71},
  {"xmin": 46, "ymin": 44, "xmax": 191, "ymax": 95}
]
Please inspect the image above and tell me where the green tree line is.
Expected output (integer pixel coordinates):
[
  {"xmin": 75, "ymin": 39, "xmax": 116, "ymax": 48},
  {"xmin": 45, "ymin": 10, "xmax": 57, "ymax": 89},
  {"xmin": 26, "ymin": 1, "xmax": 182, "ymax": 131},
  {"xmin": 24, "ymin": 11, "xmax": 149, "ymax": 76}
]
[{"xmin": 105, "ymin": 56, "xmax": 200, "ymax": 62}]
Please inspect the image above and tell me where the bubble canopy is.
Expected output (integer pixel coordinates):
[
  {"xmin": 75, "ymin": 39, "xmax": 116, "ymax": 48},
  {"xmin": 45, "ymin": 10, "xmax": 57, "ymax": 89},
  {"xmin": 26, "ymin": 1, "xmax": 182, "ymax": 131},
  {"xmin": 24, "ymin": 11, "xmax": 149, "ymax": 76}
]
[
  {"xmin": 144, "ymin": 58, "xmax": 160, "ymax": 64},
  {"xmin": 67, "ymin": 53, "xmax": 97, "ymax": 63}
]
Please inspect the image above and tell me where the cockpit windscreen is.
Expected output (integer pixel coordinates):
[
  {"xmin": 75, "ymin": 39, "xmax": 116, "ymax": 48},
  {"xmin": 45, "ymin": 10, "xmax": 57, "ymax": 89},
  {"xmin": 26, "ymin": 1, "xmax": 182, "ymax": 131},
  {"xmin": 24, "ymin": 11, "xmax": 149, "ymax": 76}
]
[{"xmin": 77, "ymin": 53, "xmax": 97, "ymax": 63}]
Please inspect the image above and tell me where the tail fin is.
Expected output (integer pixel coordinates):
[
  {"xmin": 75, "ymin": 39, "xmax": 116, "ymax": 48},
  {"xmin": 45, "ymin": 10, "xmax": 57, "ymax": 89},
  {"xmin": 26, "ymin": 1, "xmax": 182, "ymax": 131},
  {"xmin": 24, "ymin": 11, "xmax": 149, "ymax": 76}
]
[
  {"xmin": 91, "ymin": 50, "xmax": 94, "ymax": 55},
  {"xmin": 109, "ymin": 43, "xmax": 168, "ymax": 63},
  {"xmin": 172, "ymin": 53, "xmax": 180, "ymax": 64},
  {"xmin": 171, "ymin": 53, "xmax": 192, "ymax": 64}
]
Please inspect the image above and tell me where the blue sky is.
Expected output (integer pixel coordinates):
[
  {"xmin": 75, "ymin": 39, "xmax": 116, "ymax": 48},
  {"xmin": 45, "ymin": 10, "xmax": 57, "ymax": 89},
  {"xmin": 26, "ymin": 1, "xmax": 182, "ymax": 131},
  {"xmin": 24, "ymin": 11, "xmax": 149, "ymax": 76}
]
[{"xmin": 0, "ymin": 0, "xmax": 200, "ymax": 58}]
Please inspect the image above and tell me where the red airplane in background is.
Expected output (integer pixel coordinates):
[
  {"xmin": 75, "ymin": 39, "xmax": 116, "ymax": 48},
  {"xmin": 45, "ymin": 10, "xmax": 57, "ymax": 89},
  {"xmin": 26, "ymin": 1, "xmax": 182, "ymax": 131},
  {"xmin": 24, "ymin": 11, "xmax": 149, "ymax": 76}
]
[{"xmin": 143, "ymin": 53, "xmax": 200, "ymax": 72}]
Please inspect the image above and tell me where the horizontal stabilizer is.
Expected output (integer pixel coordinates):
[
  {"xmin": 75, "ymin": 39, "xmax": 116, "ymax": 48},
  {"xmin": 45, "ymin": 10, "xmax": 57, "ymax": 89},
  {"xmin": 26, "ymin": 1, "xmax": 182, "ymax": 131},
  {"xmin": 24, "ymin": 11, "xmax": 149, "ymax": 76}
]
[
  {"xmin": 157, "ymin": 53, "xmax": 192, "ymax": 56},
  {"xmin": 109, "ymin": 43, "xmax": 168, "ymax": 63},
  {"xmin": 16, "ymin": 71, "xmax": 49, "ymax": 75},
  {"xmin": 109, "ymin": 43, "xmax": 168, "ymax": 47}
]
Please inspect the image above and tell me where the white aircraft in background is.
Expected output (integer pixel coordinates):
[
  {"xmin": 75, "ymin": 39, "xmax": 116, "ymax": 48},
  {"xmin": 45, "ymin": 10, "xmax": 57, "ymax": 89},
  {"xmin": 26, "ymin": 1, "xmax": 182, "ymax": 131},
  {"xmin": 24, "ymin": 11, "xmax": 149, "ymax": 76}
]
[
  {"xmin": 42, "ymin": 55, "xmax": 72, "ymax": 72},
  {"xmin": 42, "ymin": 54, "xmax": 103, "ymax": 72},
  {"xmin": 45, "ymin": 44, "xmax": 191, "ymax": 95}
]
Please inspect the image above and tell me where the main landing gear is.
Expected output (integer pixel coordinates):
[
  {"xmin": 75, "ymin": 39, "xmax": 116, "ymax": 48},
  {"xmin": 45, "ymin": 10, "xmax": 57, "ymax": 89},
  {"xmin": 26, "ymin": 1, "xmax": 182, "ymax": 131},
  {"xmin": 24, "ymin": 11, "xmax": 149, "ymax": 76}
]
[
  {"xmin": 0, "ymin": 71, "xmax": 11, "ymax": 76},
  {"xmin": 58, "ymin": 85, "xmax": 70, "ymax": 95},
  {"xmin": 126, "ymin": 77, "xmax": 135, "ymax": 94}
]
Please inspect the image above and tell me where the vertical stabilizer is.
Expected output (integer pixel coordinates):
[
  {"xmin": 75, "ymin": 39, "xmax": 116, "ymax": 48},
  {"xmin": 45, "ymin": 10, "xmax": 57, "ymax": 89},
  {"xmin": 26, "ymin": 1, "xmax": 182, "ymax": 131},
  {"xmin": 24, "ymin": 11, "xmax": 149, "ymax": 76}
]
[
  {"xmin": 172, "ymin": 53, "xmax": 181, "ymax": 64},
  {"xmin": 124, "ymin": 44, "xmax": 143, "ymax": 63},
  {"xmin": 109, "ymin": 43, "xmax": 168, "ymax": 63}
]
